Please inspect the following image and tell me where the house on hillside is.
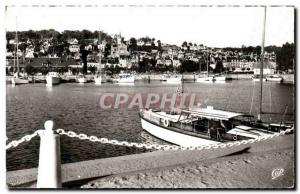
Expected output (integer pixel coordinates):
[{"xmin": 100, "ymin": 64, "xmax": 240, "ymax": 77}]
[{"xmin": 68, "ymin": 38, "xmax": 80, "ymax": 53}]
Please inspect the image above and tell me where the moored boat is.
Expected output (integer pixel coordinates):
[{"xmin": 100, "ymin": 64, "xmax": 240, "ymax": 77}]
[
  {"xmin": 252, "ymin": 74, "xmax": 266, "ymax": 82},
  {"xmin": 139, "ymin": 106, "xmax": 292, "ymax": 146},
  {"xmin": 196, "ymin": 75, "xmax": 215, "ymax": 82},
  {"xmin": 11, "ymin": 74, "xmax": 29, "ymax": 85},
  {"xmin": 76, "ymin": 75, "xmax": 88, "ymax": 83},
  {"xmin": 165, "ymin": 75, "xmax": 182, "ymax": 84},
  {"xmin": 11, "ymin": 20, "xmax": 29, "ymax": 86},
  {"xmin": 94, "ymin": 75, "xmax": 102, "ymax": 85},
  {"xmin": 113, "ymin": 73, "xmax": 135, "ymax": 83},
  {"xmin": 266, "ymin": 75, "xmax": 283, "ymax": 82},
  {"xmin": 94, "ymin": 29, "xmax": 107, "ymax": 85},
  {"xmin": 46, "ymin": 72, "xmax": 61, "ymax": 86},
  {"xmin": 214, "ymin": 74, "xmax": 232, "ymax": 81}
]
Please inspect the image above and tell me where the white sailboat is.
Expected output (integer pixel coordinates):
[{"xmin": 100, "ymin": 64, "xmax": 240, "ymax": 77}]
[
  {"xmin": 196, "ymin": 53, "xmax": 215, "ymax": 83},
  {"xmin": 266, "ymin": 75, "xmax": 283, "ymax": 82},
  {"xmin": 11, "ymin": 20, "xmax": 29, "ymax": 85},
  {"xmin": 46, "ymin": 72, "xmax": 61, "ymax": 86},
  {"xmin": 94, "ymin": 29, "xmax": 106, "ymax": 85},
  {"xmin": 76, "ymin": 74, "xmax": 88, "ymax": 83}
]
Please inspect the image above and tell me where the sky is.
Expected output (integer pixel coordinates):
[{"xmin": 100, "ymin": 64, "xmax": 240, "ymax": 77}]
[{"xmin": 5, "ymin": 5, "xmax": 294, "ymax": 48}]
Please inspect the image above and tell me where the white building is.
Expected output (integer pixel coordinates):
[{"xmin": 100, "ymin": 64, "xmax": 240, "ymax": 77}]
[
  {"xmin": 173, "ymin": 59, "xmax": 181, "ymax": 67},
  {"xmin": 69, "ymin": 44, "xmax": 80, "ymax": 53},
  {"xmin": 253, "ymin": 61, "xmax": 276, "ymax": 75}
]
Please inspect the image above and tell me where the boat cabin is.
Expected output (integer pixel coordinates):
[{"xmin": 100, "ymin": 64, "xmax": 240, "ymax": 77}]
[{"xmin": 141, "ymin": 106, "xmax": 266, "ymax": 142}]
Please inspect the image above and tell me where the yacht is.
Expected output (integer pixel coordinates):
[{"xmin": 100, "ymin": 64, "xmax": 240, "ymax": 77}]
[{"xmin": 139, "ymin": 106, "xmax": 293, "ymax": 146}]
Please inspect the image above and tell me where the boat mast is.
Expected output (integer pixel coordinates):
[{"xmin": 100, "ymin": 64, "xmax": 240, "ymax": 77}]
[
  {"xmin": 258, "ymin": 6, "xmax": 267, "ymax": 121},
  {"xmin": 16, "ymin": 18, "xmax": 19, "ymax": 74},
  {"xmin": 207, "ymin": 52, "xmax": 209, "ymax": 77},
  {"xmin": 98, "ymin": 29, "xmax": 101, "ymax": 75}
]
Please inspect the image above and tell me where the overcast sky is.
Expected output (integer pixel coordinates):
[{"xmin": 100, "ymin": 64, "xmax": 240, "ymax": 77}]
[{"xmin": 5, "ymin": 5, "xmax": 294, "ymax": 48}]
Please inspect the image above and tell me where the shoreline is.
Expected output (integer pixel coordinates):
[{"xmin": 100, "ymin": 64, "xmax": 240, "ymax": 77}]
[{"xmin": 5, "ymin": 73, "xmax": 295, "ymax": 84}]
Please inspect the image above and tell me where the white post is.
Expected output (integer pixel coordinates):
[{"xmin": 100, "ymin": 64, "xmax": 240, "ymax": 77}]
[{"xmin": 37, "ymin": 120, "xmax": 62, "ymax": 188}]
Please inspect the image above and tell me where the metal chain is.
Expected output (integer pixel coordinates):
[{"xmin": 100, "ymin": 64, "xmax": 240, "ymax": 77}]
[
  {"xmin": 56, "ymin": 127, "xmax": 294, "ymax": 151},
  {"xmin": 6, "ymin": 130, "xmax": 41, "ymax": 150}
]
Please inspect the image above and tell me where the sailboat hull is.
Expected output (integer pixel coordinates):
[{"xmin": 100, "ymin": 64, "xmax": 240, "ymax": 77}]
[
  {"xmin": 11, "ymin": 77, "xmax": 29, "ymax": 85},
  {"xmin": 114, "ymin": 76, "xmax": 135, "ymax": 83},
  {"xmin": 140, "ymin": 116, "xmax": 218, "ymax": 146},
  {"xmin": 46, "ymin": 76, "xmax": 60, "ymax": 86},
  {"xmin": 94, "ymin": 76, "xmax": 107, "ymax": 84},
  {"xmin": 196, "ymin": 77, "xmax": 215, "ymax": 82},
  {"xmin": 165, "ymin": 77, "xmax": 182, "ymax": 84},
  {"xmin": 266, "ymin": 77, "xmax": 283, "ymax": 82},
  {"xmin": 76, "ymin": 77, "xmax": 88, "ymax": 83}
]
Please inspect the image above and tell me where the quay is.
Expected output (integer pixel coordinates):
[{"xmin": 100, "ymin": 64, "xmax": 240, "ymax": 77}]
[{"xmin": 7, "ymin": 132, "xmax": 294, "ymax": 188}]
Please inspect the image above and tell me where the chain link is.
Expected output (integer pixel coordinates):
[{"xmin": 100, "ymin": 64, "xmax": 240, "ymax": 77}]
[
  {"xmin": 6, "ymin": 127, "xmax": 293, "ymax": 151},
  {"xmin": 56, "ymin": 127, "xmax": 294, "ymax": 151},
  {"xmin": 6, "ymin": 130, "xmax": 40, "ymax": 150}
]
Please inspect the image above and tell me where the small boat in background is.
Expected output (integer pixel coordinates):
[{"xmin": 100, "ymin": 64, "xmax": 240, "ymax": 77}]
[
  {"xmin": 46, "ymin": 72, "xmax": 61, "ymax": 86},
  {"xmin": 196, "ymin": 75, "xmax": 215, "ymax": 82},
  {"xmin": 214, "ymin": 74, "xmax": 232, "ymax": 81},
  {"xmin": 252, "ymin": 74, "xmax": 266, "ymax": 82},
  {"xmin": 94, "ymin": 29, "xmax": 107, "ymax": 85},
  {"xmin": 266, "ymin": 75, "xmax": 283, "ymax": 82},
  {"xmin": 94, "ymin": 75, "xmax": 102, "ymax": 85},
  {"xmin": 12, "ymin": 73, "xmax": 29, "ymax": 85},
  {"xmin": 164, "ymin": 75, "xmax": 182, "ymax": 84},
  {"xmin": 113, "ymin": 73, "xmax": 135, "ymax": 83},
  {"xmin": 11, "ymin": 19, "xmax": 29, "ymax": 86},
  {"xmin": 76, "ymin": 75, "xmax": 88, "ymax": 83}
]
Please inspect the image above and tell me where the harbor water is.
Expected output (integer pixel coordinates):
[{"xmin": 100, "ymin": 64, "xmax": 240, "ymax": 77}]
[{"xmin": 6, "ymin": 80, "xmax": 294, "ymax": 171}]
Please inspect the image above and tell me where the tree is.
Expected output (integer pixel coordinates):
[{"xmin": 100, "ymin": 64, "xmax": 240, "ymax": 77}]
[
  {"xmin": 276, "ymin": 42, "xmax": 294, "ymax": 71},
  {"xmin": 25, "ymin": 64, "xmax": 35, "ymax": 75},
  {"xmin": 182, "ymin": 41, "xmax": 188, "ymax": 48},
  {"xmin": 180, "ymin": 60, "xmax": 199, "ymax": 73},
  {"xmin": 157, "ymin": 40, "xmax": 162, "ymax": 51},
  {"xmin": 129, "ymin": 37, "xmax": 137, "ymax": 52},
  {"xmin": 254, "ymin": 46, "xmax": 261, "ymax": 55},
  {"xmin": 80, "ymin": 48, "xmax": 89, "ymax": 74},
  {"xmin": 213, "ymin": 60, "xmax": 224, "ymax": 73}
]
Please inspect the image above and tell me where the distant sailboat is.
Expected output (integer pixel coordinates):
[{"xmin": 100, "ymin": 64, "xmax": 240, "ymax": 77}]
[
  {"xmin": 76, "ymin": 49, "xmax": 88, "ymax": 84},
  {"xmin": 196, "ymin": 53, "xmax": 215, "ymax": 82},
  {"xmin": 11, "ymin": 19, "xmax": 29, "ymax": 85},
  {"xmin": 94, "ymin": 29, "xmax": 106, "ymax": 85}
]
